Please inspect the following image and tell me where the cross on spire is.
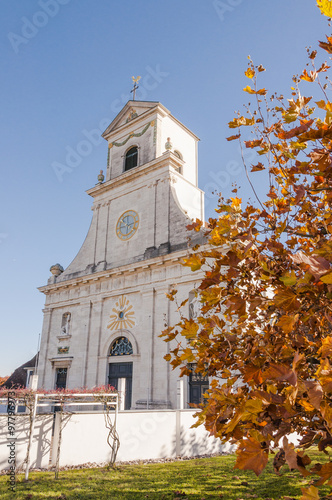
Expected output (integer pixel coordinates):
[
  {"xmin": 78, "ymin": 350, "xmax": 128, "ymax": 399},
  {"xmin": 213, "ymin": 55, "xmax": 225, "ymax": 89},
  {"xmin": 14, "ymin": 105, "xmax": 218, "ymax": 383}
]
[{"xmin": 131, "ymin": 76, "xmax": 141, "ymax": 100}]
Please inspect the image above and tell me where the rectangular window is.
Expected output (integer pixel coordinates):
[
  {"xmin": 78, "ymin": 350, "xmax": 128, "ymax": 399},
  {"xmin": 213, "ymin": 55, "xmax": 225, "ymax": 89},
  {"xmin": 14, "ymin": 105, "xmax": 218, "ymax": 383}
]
[{"xmin": 55, "ymin": 368, "xmax": 67, "ymax": 389}]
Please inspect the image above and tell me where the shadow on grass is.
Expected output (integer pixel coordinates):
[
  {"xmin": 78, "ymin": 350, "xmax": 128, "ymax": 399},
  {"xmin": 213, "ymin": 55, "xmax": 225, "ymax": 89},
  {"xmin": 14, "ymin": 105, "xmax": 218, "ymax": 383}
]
[{"xmin": 0, "ymin": 454, "xmax": 329, "ymax": 500}]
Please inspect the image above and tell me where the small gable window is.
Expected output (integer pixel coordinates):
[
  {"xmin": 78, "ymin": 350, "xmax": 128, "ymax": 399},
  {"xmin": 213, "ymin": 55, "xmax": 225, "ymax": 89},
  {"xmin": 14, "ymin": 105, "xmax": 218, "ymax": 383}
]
[{"xmin": 125, "ymin": 146, "xmax": 138, "ymax": 171}]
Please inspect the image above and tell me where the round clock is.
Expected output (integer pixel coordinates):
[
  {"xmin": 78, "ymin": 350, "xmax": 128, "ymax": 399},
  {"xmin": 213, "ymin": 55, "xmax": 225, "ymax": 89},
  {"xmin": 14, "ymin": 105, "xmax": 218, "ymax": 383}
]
[{"xmin": 116, "ymin": 210, "xmax": 139, "ymax": 240}]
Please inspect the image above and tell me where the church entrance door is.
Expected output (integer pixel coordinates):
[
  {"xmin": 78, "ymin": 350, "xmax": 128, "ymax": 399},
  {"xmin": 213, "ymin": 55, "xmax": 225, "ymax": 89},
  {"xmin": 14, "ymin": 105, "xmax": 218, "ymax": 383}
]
[
  {"xmin": 188, "ymin": 364, "xmax": 209, "ymax": 405},
  {"xmin": 108, "ymin": 362, "xmax": 132, "ymax": 410}
]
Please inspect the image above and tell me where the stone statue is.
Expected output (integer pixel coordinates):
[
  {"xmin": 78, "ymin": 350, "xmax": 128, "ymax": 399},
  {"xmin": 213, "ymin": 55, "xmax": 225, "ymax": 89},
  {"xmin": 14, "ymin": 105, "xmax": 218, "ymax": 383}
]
[
  {"xmin": 189, "ymin": 295, "xmax": 200, "ymax": 320},
  {"xmin": 60, "ymin": 313, "xmax": 71, "ymax": 335}
]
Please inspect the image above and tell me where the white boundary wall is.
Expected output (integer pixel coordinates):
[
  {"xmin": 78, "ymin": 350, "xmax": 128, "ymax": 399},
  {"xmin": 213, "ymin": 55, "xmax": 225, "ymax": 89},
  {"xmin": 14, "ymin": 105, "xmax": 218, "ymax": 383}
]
[
  {"xmin": 0, "ymin": 414, "xmax": 54, "ymax": 471},
  {"xmin": 0, "ymin": 410, "xmax": 233, "ymax": 470}
]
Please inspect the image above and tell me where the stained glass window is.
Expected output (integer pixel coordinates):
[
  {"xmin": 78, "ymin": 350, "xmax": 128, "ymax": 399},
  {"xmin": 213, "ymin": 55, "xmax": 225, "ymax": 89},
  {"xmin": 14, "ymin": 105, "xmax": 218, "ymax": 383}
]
[{"xmin": 110, "ymin": 337, "xmax": 133, "ymax": 356}]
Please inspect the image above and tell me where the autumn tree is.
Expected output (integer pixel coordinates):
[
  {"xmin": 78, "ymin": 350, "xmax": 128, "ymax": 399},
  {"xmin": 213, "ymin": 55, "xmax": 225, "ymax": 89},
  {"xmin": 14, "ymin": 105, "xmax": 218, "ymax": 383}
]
[
  {"xmin": 162, "ymin": 3, "xmax": 332, "ymax": 498},
  {"xmin": 0, "ymin": 376, "xmax": 9, "ymax": 386}
]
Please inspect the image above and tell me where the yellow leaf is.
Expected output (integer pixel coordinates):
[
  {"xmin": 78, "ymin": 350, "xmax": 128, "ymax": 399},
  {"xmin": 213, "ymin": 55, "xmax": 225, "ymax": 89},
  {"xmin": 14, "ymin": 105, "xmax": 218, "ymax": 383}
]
[
  {"xmin": 317, "ymin": 0, "xmax": 332, "ymax": 18},
  {"xmin": 242, "ymin": 399, "xmax": 264, "ymax": 421},
  {"xmin": 300, "ymin": 485, "xmax": 319, "ymax": 500},
  {"xmin": 300, "ymin": 399, "xmax": 316, "ymax": 412},
  {"xmin": 320, "ymin": 336, "xmax": 332, "ymax": 357},
  {"xmin": 231, "ymin": 197, "xmax": 242, "ymax": 210},
  {"xmin": 180, "ymin": 347, "xmax": 195, "ymax": 362},
  {"xmin": 316, "ymin": 359, "xmax": 332, "ymax": 393},
  {"xmin": 245, "ymin": 67, "xmax": 255, "ymax": 79},
  {"xmin": 279, "ymin": 270, "xmax": 297, "ymax": 286},
  {"xmin": 321, "ymin": 271, "xmax": 332, "ymax": 283},
  {"xmin": 183, "ymin": 254, "xmax": 204, "ymax": 272},
  {"xmin": 182, "ymin": 320, "xmax": 199, "ymax": 339},
  {"xmin": 243, "ymin": 85, "xmax": 267, "ymax": 95}
]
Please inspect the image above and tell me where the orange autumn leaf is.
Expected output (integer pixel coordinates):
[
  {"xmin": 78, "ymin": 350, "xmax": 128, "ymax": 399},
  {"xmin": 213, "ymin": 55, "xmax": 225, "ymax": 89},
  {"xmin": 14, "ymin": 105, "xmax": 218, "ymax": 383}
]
[
  {"xmin": 226, "ymin": 134, "xmax": 241, "ymax": 141},
  {"xmin": 310, "ymin": 461, "xmax": 332, "ymax": 486},
  {"xmin": 235, "ymin": 437, "xmax": 269, "ymax": 476},
  {"xmin": 243, "ymin": 85, "xmax": 267, "ymax": 95},
  {"xmin": 319, "ymin": 336, "xmax": 332, "ymax": 357},
  {"xmin": 274, "ymin": 288, "xmax": 300, "ymax": 312},
  {"xmin": 263, "ymin": 363, "xmax": 297, "ymax": 386},
  {"xmin": 300, "ymin": 69, "xmax": 317, "ymax": 82},
  {"xmin": 277, "ymin": 314, "xmax": 297, "ymax": 334},
  {"xmin": 251, "ymin": 162, "xmax": 265, "ymax": 172},
  {"xmin": 243, "ymin": 365, "xmax": 264, "ymax": 385},
  {"xmin": 319, "ymin": 35, "xmax": 332, "ymax": 54}
]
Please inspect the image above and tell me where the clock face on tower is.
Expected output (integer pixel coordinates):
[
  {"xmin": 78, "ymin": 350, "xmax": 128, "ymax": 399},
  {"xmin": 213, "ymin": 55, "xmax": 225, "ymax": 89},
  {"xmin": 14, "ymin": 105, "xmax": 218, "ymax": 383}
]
[{"xmin": 116, "ymin": 210, "xmax": 139, "ymax": 240}]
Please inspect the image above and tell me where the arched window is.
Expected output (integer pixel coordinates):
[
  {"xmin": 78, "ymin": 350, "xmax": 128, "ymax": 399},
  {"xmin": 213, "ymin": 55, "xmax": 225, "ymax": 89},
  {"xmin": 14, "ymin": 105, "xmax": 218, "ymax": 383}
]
[
  {"xmin": 173, "ymin": 150, "xmax": 183, "ymax": 174},
  {"xmin": 125, "ymin": 146, "xmax": 138, "ymax": 171},
  {"xmin": 174, "ymin": 150, "xmax": 183, "ymax": 160},
  {"xmin": 110, "ymin": 336, "xmax": 133, "ymax": 356}
]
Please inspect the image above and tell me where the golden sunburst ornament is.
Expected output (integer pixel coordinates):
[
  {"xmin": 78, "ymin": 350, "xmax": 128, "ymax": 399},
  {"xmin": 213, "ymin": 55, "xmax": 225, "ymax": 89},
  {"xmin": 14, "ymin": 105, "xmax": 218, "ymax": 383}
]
[{"xmin": 107, "ymin": 296, "xmax": 136, "ymax": 331}]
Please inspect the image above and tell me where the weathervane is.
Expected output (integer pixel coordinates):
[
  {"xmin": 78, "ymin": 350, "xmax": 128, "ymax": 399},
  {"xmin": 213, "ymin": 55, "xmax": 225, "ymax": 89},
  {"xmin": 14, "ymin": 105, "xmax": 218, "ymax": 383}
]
[{"xmin": 131, "ymin": 76, "xmax": 141, "ymax": 100}]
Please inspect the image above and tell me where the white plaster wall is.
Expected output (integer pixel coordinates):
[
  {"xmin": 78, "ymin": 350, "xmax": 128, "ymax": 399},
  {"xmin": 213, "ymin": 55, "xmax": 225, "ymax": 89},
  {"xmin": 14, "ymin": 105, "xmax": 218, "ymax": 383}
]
[
  {"xmin": 60, "ymin": 215, "xmax": 97, "ymax": 277},
  {"xmin": 160, "ymin": 116, "xmax": 197, "ymax": 185},
  {"xmin": 54, "ymin": 410, "xmax": 227, "ymax": 466},
  {"xmin": 179, "ymin": 411, "xmax": 234, "ymax": 457},
  {"xmin": 0, "ymin": 414, "xmax": 53, "ymax": 471},
  {"xmin": 171, "ymin": 173, "xmax": 204, "ymax": 221}
]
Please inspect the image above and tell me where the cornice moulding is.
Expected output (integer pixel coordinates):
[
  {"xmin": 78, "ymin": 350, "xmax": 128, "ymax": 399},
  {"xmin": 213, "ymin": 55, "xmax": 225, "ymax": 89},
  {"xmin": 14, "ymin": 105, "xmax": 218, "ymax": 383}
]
[{"xmin": 38, "ymin": 249, "xmax": 193, "ymax": 295}]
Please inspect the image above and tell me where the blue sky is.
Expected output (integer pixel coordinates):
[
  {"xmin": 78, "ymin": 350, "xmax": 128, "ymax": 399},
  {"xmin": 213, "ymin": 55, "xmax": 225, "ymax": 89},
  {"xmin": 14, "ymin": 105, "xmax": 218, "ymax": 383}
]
[{"xmin": 0, "ymin": 0, "xmax": 328, "ymax": 376}]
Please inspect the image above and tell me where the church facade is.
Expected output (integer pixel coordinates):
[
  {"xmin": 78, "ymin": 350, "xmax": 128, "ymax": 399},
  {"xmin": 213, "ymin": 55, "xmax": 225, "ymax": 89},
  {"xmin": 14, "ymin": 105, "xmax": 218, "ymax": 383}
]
[{"xmin": 37, "ymin": 100, "xmax": 207, "ymax": 410}]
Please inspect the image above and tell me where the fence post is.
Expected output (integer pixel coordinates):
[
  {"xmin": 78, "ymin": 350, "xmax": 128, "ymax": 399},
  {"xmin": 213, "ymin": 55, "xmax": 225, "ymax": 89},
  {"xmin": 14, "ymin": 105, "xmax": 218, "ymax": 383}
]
[
  {"xmin": 177, "ymin": 379, "xmax": 184, "ymax": 409},
  {"xmin": 25, "ymin": 394, "xmax": 39, "ymax": 481},
  {"xmin": 51, "ymin": 412, "xmax": 61, "ymax": 466}
]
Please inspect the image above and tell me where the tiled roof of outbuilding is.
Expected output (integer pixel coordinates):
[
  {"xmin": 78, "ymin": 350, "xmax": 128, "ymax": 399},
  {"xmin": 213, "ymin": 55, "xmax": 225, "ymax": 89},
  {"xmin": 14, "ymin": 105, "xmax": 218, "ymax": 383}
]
[{"xmin": 1, "ymin": 354, "xmax": 38, "ymax": 389}]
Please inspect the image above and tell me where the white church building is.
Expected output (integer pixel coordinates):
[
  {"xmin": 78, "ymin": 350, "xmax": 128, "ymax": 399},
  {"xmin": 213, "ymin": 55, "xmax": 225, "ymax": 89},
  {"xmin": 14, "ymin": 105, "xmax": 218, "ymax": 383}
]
[{"xmin": 37, "ymin": 100, "xmax": 208, "ymax": 410}]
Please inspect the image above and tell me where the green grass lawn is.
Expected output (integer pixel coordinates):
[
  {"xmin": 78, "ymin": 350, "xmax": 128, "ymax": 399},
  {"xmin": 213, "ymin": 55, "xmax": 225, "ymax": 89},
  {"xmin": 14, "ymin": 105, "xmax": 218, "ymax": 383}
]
[{"xmin": 0, "ymin": 450, "xmax": 331, "ymax": 500}]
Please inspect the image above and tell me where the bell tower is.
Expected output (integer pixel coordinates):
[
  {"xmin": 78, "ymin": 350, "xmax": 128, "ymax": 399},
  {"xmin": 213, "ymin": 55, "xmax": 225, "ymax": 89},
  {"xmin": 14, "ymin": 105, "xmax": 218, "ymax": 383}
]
[{"xmin": 50, "ymin": 100, "xmax": 204, "ymax": 282}]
